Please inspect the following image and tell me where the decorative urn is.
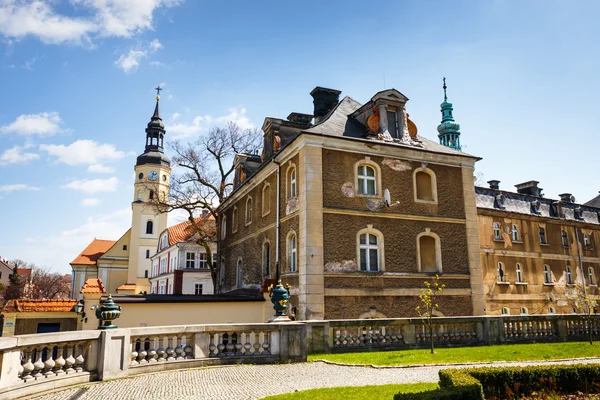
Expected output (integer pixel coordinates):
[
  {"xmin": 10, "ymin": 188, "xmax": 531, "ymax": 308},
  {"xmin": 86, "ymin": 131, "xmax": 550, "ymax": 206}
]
[
  {"xmin": 95, "ymin": 294, "xmax": 122, "ymax": 330},
  {"xmin": 268, "ymin": 280, "xmax": 291, "ymax": 317}
]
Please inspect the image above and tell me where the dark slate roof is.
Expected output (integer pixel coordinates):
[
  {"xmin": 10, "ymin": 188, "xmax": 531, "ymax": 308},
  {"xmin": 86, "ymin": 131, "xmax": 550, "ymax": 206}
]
[
  {"xmin": 304, "ymin": 96, "xmax": 476, "ymax": 158},
  {"xmin": 584, "ymin": 193, "xmax": 600, "ymax": 208},
  {"xmin": 476, "ymin": 186, "xmax": 600, "ymax": 225}
]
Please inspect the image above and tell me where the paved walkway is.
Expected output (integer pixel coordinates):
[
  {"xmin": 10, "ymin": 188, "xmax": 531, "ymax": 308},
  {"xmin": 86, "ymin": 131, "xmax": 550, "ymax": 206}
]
[{"xmin": 31, "ymin": 358, "xmax": 600, "ymax": 400}]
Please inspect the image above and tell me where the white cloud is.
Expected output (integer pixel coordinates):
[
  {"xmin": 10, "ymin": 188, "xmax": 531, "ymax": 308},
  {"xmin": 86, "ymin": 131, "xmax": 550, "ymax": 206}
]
[
  {"xmin": 40, "ymin": 139, "xmax": 132, "ymax": 165},
  {"xmin": 24, "ymin": 57, "xmax": 36, "ymax": 70},
  {"xmin": 149, "ymin": 60, "xmax": 166, "ymax": 68},
  {"xmin": 87, "ymin": 164, "xmax": 116, "ymax": 173},
  {"xmin": 115, "ymin": 49, "xmax": 146, "ymax": 73},
  {"xmin": 0, "ymin": 184, "xmax": 40, "ymax": 193},
  {"xmin": 170, "ymin": 112, "xmax": 181, "ymax": 122},
  {"xmin": 62, "ymin": 177, "xmax": 119, "ymax": 193},
  {"xmin": 149, "ymin": 38, "xmax": 162, "ymax": 52},
  {"xmin": 0, "ymin": 145, "xmax": 39, "ymax": 166},
  {"xmin": 82, "ymin": 198, "xmax": 102, "ymax": 207},
  {"xmin": 0, "ymin": 0, "xmax": 181, "ymax": 46},
  {"xmin": 0, "ymin": 112, "xmax": 62, "ymax": 136},
  {"xmin": 167, "ymin": 106, "xmax": 255, "ymax": 139}
]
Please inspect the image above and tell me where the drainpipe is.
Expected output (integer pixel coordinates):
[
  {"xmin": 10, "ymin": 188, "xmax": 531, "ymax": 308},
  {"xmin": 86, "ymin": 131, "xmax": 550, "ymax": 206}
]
[
  {"xmin": 574, "ymin": 226, "xmax": 587, "ymax": 296},
  {"xmin": 273, "ymin": 159, "xmax": 281, "ymax": 280}
]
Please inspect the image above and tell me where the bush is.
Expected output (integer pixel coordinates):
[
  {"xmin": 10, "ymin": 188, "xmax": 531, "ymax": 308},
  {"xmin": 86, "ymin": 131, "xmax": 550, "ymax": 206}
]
[{"xmin": 394, "ymin": 364, "xmax": 600, "ymax": 400}]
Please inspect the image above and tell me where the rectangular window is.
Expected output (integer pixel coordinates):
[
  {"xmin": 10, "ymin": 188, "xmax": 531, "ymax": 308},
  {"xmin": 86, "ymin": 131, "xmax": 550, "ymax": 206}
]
[
  {"xmin": 199, "ymin": 253, "xmax": 208, "ymax": 269},
  {"xmin": 387, "ymin": 110, "xmax": 398, "ymax": 138},
  {"xmin": 539, "ymin": 227, "xmax": 547, "ymax": 244},
  {"xmin": 186, "ymin": 252, "xmax": 196, "ymax": 269},
  {"xmin": 123, "ymin": 245, "xmax": 127, "ymax": 251},
  {"xmin": 195, "ymin": 283, "xmax": 203, "ymax": 295}
]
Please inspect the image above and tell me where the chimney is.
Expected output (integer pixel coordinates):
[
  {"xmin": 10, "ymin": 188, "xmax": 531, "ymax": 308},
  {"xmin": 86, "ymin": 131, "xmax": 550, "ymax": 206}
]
[
  {"xmin": 559, "ymin": 193, "xmax": 573, "ymax": 203},
  {"xmin": 201, "ymin": 209, "xmax": 209, "ymax": 218},
  {"xmin": 287, "ymin": 112, "xmax": 313, "ymax": 125},
  {"xmin": 515, "ymin": 180, "xmax": 543, "ymax": 197},
  {"xmin": 310, "ymin": 87, "xmax": 341, "ymax": 123},
  {"xmin": 487, "ymin": 180, "xmax": 500, "ymax": 190}
]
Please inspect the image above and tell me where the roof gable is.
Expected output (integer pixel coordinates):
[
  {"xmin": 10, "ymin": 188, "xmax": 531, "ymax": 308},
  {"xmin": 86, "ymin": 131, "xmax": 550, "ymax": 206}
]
[
  {"xmin": 100, "ymin": 229, "xmax": 131, "ymax": 260},
  {"xmin": 71, "ymin": 239, "xmax": 116, "ymax": 265},
  {"xmin": 371, "ymin": 88, "xmax": 409, "ymax": 103}
]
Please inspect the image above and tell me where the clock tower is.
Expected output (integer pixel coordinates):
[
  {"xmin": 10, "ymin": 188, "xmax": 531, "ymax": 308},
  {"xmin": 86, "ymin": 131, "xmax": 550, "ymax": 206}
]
[{"xmin": 128, "ymin": 88, "xmax": 171, "ymax": 293}]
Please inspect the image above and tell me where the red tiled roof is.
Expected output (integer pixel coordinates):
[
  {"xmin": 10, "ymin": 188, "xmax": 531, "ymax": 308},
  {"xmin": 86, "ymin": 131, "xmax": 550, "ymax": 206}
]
[
  {"xmin": 71, "ymin": 239, "xmax": 117, "ymax": 265},
  {"xmin": 17, "ymin": 268, "xmax": 32, "ymax": 277},
  {"xmin": 80, "ymin": 278, "xmax": 106, "ymax": 294},
  {"xmin": 167, "ymin": 216, "xmax": 215, "ymax": 246},
  {"xmin": 2, "ymin": 299, "xmax": 79, "ymax": 313}
]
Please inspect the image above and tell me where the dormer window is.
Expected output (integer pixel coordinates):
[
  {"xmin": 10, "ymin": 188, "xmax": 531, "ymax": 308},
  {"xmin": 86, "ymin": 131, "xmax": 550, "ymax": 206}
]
[
  {"xmin": 494, "ymin": 193, "xmax": 506, "ymax": 210},
  {"xmin": 386, "ymin": 107, "xmax": 399, "ymax": 138},
  {"xmin": 531, "ymin": 200, "xmax": 541, "ymax": 215},
  {"xmin": 574, "ymin": 207, "xmax": 584, "ymax": 220}
]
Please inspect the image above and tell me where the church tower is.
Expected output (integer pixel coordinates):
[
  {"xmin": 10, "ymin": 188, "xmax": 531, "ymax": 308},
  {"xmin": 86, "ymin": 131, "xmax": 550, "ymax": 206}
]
[
  {"xmin": 437, "ymin": 78, "xmax": 462, "ymax": 151},
  {"xmin": 128, "ymin": 87, "xmax": 171, "ymax": 293}
]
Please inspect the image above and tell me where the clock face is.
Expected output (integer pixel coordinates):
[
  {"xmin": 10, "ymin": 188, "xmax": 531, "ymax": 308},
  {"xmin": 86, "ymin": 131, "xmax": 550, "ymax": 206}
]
[{"xmin": 148, "ymin": 171, "xmax": 158, "ymax": 181}]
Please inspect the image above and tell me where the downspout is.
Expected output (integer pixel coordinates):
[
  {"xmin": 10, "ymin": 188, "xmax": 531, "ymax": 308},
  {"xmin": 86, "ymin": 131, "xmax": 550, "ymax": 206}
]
[
  {"xmin": 274, "ymin": 159, "xmax": 281, "ymax": 280},
  {"xmin": 574, "ymin": 226, "xmax": 587, "ymax": 296}
]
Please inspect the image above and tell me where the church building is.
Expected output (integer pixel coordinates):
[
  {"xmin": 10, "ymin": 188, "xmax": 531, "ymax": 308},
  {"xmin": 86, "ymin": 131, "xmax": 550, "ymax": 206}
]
[{"xmin": 71, "ymin": 91, "xmax": 171, "ymax": 297}]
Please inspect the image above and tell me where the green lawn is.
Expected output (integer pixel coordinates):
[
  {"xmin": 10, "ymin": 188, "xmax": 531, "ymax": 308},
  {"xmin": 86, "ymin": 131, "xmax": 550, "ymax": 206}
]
[
  {"xmin": 261, "ymin": 383, "xmax": 438, "ymax": 400},
  {"xmin": 309, "ymin": 341, "xmax": 600, "ymax": 366}
]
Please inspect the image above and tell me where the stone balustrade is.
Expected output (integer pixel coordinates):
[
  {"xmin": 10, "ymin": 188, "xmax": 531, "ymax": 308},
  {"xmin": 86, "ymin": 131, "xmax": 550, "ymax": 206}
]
[{"xmin": 0, "ymin": 315, "xmax": 599, "ymax": 399}]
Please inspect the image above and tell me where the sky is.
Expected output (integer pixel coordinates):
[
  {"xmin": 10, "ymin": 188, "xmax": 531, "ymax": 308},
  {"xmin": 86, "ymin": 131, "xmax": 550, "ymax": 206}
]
[{"xmin": 0, "ymin": 0, "xmax": 599, "ymax": 275}]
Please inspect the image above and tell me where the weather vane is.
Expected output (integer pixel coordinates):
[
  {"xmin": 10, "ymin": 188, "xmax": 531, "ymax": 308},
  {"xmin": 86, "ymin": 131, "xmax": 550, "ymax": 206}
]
[{"xmin": 442, "ymin": 77, "xmax": 447, "ymax": 102}]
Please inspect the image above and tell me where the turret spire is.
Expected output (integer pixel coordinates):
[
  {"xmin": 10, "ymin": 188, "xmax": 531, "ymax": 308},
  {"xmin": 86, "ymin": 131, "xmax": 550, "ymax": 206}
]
[
  {"xmin": 136, "ymin": 86, "xmax": 170, "ymax": 167},
  {"xmin": 437, "ymin": 78, "xmax": 462, "ymax": 151}
]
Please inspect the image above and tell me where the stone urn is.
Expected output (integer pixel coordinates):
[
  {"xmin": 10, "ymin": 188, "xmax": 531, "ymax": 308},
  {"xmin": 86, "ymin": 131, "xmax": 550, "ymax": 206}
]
[
  {"xmin": 269, "ymin": 280, "xmax": 291, "ymax": 318},
  {"xmin": 95, "ymin": 294, "xmax": 122, "ymax": 330}
]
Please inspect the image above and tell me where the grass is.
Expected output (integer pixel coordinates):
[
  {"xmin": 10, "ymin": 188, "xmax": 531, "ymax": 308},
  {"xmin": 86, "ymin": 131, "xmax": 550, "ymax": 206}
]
[
  {"xmin": 261, "ymin": 383, "xmax": 438, "ymax": 400},
  {"xmin": 309, "ymin": 341, "xmax": 600, "ymax": 366}
]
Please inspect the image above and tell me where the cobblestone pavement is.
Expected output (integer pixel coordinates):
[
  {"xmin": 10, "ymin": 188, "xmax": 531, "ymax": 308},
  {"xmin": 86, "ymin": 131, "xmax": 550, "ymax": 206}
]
[{"xmin": 30, "ymin": 358, "xmax": 600, "ymax": 400}]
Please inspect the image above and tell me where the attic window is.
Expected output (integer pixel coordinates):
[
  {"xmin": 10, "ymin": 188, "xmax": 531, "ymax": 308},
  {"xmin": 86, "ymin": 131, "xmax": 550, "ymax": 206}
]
[
  {"xmin": 494, "ymin": 193, "xmax": 506, "ymax": 210},
  {"xmin": 574, "ymin": 207, "xmax": 584, "ymax": 220},
  {"xmin": 530, "ymin": 200, "xmax": 541, "ymax": 215},
  {"xmin": 550, "ymin": 202, "xmax": 563, "ymax": 218},
  {"xmin": 386, "ymin": 108, "xmax": 399, "ymax": 138}
]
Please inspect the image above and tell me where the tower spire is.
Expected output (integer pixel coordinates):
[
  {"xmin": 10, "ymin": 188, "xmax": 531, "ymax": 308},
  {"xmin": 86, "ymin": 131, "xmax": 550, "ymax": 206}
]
[
  {"xmin": 135, "ymin": 85, "xmax": 170, "ymax": 167},
  {"xmin": 437, "ymin": 77, "xmax": 462, "ymax": 151}
]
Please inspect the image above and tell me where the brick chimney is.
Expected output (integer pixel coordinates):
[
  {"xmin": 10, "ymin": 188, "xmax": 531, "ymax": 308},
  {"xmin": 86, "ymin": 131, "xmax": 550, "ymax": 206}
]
[
  {"xmin": 559, "ymin": 193, "xmax": 574, "ymax": 203},
  {"xmin": 515, "ymin": 181, "xmax": 543, "ymax": 197},
  {"xmin": 487, "ymin": 180, "xmax": 500, "ymax": 190},
  {"xmin": 310, "ymin": 87, "xmax": 341, "ymax": 123}
]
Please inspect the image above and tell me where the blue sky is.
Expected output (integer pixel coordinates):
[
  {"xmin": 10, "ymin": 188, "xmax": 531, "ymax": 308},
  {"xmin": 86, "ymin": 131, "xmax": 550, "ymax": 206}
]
[{"xmin": 0, "ymin": 0, "xmax": 599, "ymax": 275}]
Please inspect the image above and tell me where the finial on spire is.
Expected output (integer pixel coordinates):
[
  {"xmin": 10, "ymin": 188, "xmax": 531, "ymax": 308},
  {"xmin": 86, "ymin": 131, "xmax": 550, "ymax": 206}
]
[
  {"xmin": 442, "ymin": 77, "xmax": 447, "ymax": 102},
  {"xmin": 154, "ymin": 84, "xmax": 163, "ymax": 101}
]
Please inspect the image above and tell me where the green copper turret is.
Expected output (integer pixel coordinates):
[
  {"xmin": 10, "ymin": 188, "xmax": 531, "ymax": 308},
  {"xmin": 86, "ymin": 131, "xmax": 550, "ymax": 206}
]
[{"xmin": 437, "ymin": 78, "xmax": 462, "ymax": 151}]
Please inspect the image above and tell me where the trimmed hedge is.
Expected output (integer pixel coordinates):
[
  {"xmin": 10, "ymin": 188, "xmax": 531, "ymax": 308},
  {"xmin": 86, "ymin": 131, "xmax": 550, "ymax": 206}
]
[{"xmin": 394, "ymin": 364, "xmax": 600, "ymax": 400}]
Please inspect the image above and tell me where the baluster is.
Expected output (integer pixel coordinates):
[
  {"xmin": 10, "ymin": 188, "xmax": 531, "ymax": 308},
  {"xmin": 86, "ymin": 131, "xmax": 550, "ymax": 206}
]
[
  {"xmin": 262, "ymin": 331, "xmax": 271, "ymax": 355},
  {"xmin": 225, "ymin": 332, "xmax": 235, "ymax": 356},
  {"xmin": 175, "ymin": 336, "xmax": 184, "ymax": 360},
  {"xmin": 54, "ymin": 346, "xmax": 66, "ymax": 375},
  {"xmin": 138, "ymin": 346, "xmax": 148, "ymax": 365},
  {"xmin": 74, "ymin": 343, "xmax": 85, "ymax": 372},
  {"xmin": 148, "ymin": 338, "xmax": 157, "ymax": 363},
  {"xmin": 166, "ymin": 337, "xmax": 176, "ymax": 361},
  {"xmin": 184, "ymin": 337, "xmax": 193, "ymax": 359},
  {"xmin": 209, "ymin": 334, "xmax": 217, "ymax": 357},
  {"xmin": 32, "ymin": 348, "xmax": 45, "ymax": 378},
  {"xmin": 234, "ymin": 333, "xmax": 243, "ymax": 355},
  {"xmin": 157, "ymin": 337, "xmax": 166, "ymax": 362},
  {"xmin": 43, "ymin": 346, "xmax": 56, "ymax": 377},
  {"xmin": 218, "ymin": 333, "xmax": 227, "ymax": 357},
  {"xmin": 21, "ymin": 348, "xmax": 35, "ymax": 381},
  {"xmin": 351, "ymin": 329, "xmax": 359, "ymax": 347},
  {"xmin": 243, "ymin": 332, "xmax": 252, "ymax": 355},
  {"xmin": 65, "ymin": 344, "xmax": 76, "ymax": 373}
]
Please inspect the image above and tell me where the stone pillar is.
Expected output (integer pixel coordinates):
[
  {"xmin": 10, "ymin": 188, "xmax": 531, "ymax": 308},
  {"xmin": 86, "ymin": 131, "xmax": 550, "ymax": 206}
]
[
  {"xmin": 462, "ymin": 166, "xmax": 486, "ymax": 315},
  {"xmin": 305, "ymin": 320, "xmax": 330, "ymax": 354},
  {"xmin": 279, "ymin": 323, "xmax": 307, "ymax": 363},
  {"xmin": 398, "ymin": 105, "xmax": 409, "ymax": 141},
  {"xmin": 0, "ymin": 338, "xmax": 20, "ymax": 389},
  {"xmin": 297, "ymin": 144, "xmax": 325, "ymax": 320},
  {"xmin": 1, "ymin": 314, "xmax": 16, "ymax": 337},
  {"xmin": 97, "ymin": 329, "xmax": 130, "ymax": 381}
]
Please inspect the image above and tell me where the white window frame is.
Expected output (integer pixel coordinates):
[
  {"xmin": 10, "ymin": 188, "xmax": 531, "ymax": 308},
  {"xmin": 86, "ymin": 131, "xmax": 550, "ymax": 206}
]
[
  {"xmin": 357, "ymin": 165, "xmax": 377, "ymax": 196},
  {"xmin": 287, "ymin": 232, "xmax": 297, "ymax": 273},
  {"xmin": 497, "ymin": 262, "xmax": 506, "ymax": 283},
  {"xmin": 520, "ymin": 307, "xmax": 529, "ymax": 315},
  {"xmin": 493, "ymin": 223, "xmax": 502, "ymax": 241},
  {"xmin": 354, "ymin": 157, "xmax": 381, "ymax": 198},
  {"xmin": 186, "ymin": 252, "xmax": 196, "ymax": 269},
  {"xmin": 511, "ymin": 224, "xmax": 520, "ymax": 242},
  {"xmin": 288, "ymin": 165, "xmax": 297, "ymax": 199},
  {"xmin": 194, "ymin": 283, "xmax": 203, "ymax": 295},
  {"xmin": 501, "ymin": 307, "xmax": 510, "ymax": 315},
  {"xmin": 412, "ymin": 166, "xmax": 438, "ymax": 204},
  {"xmin": 584, "ymin": 234, "xmax": 591, "ymax": 247},
  {"xmin": 262, "ymin": 183, "xmax": 271, "ymax": 217},
  {"xmin": 357, "ymin": 225, "xmax": 385, "ymax": 272},
  {"xmin": 198, "ymin": 253, "xmax": 208, "ymax": 269},
  {"xmin": 516, "ymin": 263, "xmax": 523, "ymax": 283},
  {"xmin": 543, "ymin": 265, "xmax": 552, "ymax": 284},
  {"xmin": 221, "ymin": 216, "xmax": 227, "ymax": 239},
  {"xmin": 416, "ymin": 229, "xmax": 442, "ymax": 273},
  {"xmin": 245, "ymin": 196, "xmax": 253, "ymax": 226},
  {"xmin": 589, "ymin": 267, "xmax": 596, "ymax": 286},
  {"xmin": 566, "ymin": 266, "xmax": 573, "ymax": 285}
]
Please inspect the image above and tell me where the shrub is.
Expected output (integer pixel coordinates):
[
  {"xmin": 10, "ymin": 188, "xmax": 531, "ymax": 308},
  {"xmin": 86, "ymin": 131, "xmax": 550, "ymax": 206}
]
[{"xmin": 394, "ymin": 370, "xmax": 483, "ymax": 400}]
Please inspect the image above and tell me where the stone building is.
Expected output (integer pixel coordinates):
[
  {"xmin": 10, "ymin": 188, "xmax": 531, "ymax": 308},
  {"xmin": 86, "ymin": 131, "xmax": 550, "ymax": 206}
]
[
  {"xmin": 476, "ymin": 180, "xmax": 600, "ymax": 315},
  {"xmin": 218, "ymin": 85, "xmax": 484, "ymax": 320}
]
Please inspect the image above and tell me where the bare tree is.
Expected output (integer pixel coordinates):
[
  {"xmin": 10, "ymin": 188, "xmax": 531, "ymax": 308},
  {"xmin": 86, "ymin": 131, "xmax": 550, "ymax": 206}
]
[
  {"xmin": 571, "ymin": 284, "xmax": 599, "ymax": 345},
  {"xmin": 148, "ymin": 122, "xmax": 262, "ymax": 289},
  {"xmin": 30, "ymin": 267, "xmax": 72, "ymax": 299}
]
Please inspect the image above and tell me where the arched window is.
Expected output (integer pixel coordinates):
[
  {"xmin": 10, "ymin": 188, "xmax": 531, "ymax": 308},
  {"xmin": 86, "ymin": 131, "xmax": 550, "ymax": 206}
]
[
  {"xmin": 146, "ymin": 220, "xmax": 153, "ymax": 234},
  {"xmin": 588, "ymin": 267, "xmax": 596, "ymax": 286},
  {"xmin": 149, "ymin": 190, "xmax": 154, "ymax": 200},
  {"xmin": 417, "ymin": 230, "xmax": 441, "ymax": 273},
  {"xmin": 566, "ymin": 266, "xmax": 573, "ymax": 285},
  {"xmin": 539, "ymin": 226, "xmax": 547, "ymax": 244},
  {"xmin": 413, "ymin": 167, "xmax": 437, "ymax": 203},
  {"xmin": 245, "ymin": 197, "xmax": 253, "ymax": 225},
  {"xmin": 583, "ymin": 234, "xmax": 591, "ymax": 247},
  {"xmin": 262, "ymin": 184, "xmax": 271, "ymax": 216},
  {"xmin": 221, "ymin": 216, "xmax": 227, "ymax": 239},
  {"xmin": 493, "ymin": 223, "xmax": 502, "ymax": 241},
  {"xmin": 237, "ymin": 259, "xmax": 243, "ymax": 289},
  {"xmin": 520, "ymin": 307, "xmax": 529, "ymax": 315},
  {"xmin": 497, "ymin": 262, "xmax": 505, "ymax": 282},
  {"xmin": 516, "ymin": 263, "xmax": 523, "ymax": 283},
  {"xmin": 232, "ymin": 207, "xmax": 238, "ymax": 233},
  {"xmin": 357, "ymin": 226, "xmax": 384, "ymax": 272},
  {"xmin": 501, "ymin": 307, "xmax": 510, "ymax": 315},
  {"xmin": 146, "ymin": 249, "xmax": 150, "ymax": 259},
  {"xmin": 548, "ymin": 306, "xmax": 556, "ymax": 314},
  {"xmin": 561, "ymin": 230, "xmax": 569, "ymax": 247},
  {"xmin": 288, "ymin": 167, "xmax": 297, "ymax": 198},
  {"xmin": 262, "ymin": 241, "xmax": 270, "ymax": 277},
  {"xmin": 357, "ymin": 165, "xmax": 377, "ymax": 195},
  {"xmin": 543, "ymin": 265, "xmax": 552, "ymax": 284},
  {"xmin": 287, "ymin": 232, "xmax": 297, "ymax": 272},
  {"xmin": 511, "ymin": 224, "xmax": 520, "ymax": 242}
]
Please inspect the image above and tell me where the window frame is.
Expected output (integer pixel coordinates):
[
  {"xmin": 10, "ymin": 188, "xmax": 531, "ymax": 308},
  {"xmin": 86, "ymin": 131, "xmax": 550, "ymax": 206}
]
[
  {"xmin": 543, "ymin": 264, "xmax": 553, "ymax": 284},
  {"xmin": 588, "ymin": 267, "xmax": 596, "ymax": 286},
  {"xmin": 561, "ymin": 230, "xmax": 570, "ymax": 247},
  {"xmin": 520, "ymin": 307, "xmax": 529, "ymax": 315},
  {"xmin": 515, "ymin": 263, "xmax": 523, "ymax": 283},
  {"xmin": 287, "ymin": 231, "xmax": 297, "ymax": 273},
  {"xmin": 262, "ymin": 183, "xmax": 271, "ymax": 217},
  {"xmin": 412, "ymin": 166, "xmax": 438, "ymax": 204},
  {"xmin": 232, "ymin": 206, "xmax": 238, "ymax": 233},
  {"xmin": 287, "ymin": 164, "xmax": 297, "ymax": 199},
  {"xmin": 497, "ymin": 262, "xmax": 506, "ymax": 283},
  {"xmin": 354, "ymin": 157, "xmax": 382, "ymax": 198},
  {"xmin": 501, "ymin": 307, "xmax": 510, "ymax": 315},
  {"xmin": 493, "ymin": 222, "xmax": 502, "ymax": 241},
  {"xmin": 356, "ymin": 225, "xmax": 385, "ymax": 272},
  {"xmin": 146, "ymin": 220, "xmax": 154, "ymax": 235},
  {"xmin": 566, "ymin": 266, "xmax": 573, "ymax": 285},
  {"xmin": 416, "ymin": 229, "xmax": 442, "ymax": 273},
  {"xmin": 511, "ymin": 224, "xmax": 520, "ymax": 242},
  {"xmin": 583, "ymin": 233, "xmax": 591, "ymax": 248},
  {"xmin": 194, "ymin": 283, "xmax": 203, "ymax": 295},
  {"xmin": 221, "ymin": 215, "xmax": 227, "ymax": 239},
  {"xmin": 236, "ymin": 258, "xmax": 243, "ymax": 289},
  {"xmin": 245, "ymin": 196, "xmax": 253, "ymax": 226},
  {"xmin": 357, "ymin": 165, "xmax": 377, "ymax": 196},
  {"xmin": 262, "ymin": 240, "xmax": 271, "ymax": 277},
  {"xmin": 185, "ymin": 252, "xmax": 196, "ymax": 269},
  {"xmin": 539, "ymin": 226, "xmax": 548, "ymax": 245}
]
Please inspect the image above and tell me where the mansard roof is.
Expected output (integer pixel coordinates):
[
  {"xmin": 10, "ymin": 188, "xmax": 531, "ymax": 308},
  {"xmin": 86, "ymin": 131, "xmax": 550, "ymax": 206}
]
[{"xmin": 476, "ymin": 186, "xmax": 600, "ymax": 225}]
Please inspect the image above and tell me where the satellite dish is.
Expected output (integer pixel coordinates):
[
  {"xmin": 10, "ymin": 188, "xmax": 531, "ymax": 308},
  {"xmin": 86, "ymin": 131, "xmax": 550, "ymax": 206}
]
[{"xmin": 384, "ymin": 189, "xmax": 391, "ymax": 207}]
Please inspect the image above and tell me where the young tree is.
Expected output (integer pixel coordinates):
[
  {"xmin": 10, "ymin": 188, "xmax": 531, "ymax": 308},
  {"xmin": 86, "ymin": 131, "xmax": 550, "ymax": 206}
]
[
  {"xmin": 415, "ymin": 274, "xmax": 446, "ymax": 354},
  {"xmin": 148, "ymin": 122, "xmax": 261, "ymax": 290},
  {"xmin": 571, "ymin": 284, "xmax": 599, "ymax": 345}
]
